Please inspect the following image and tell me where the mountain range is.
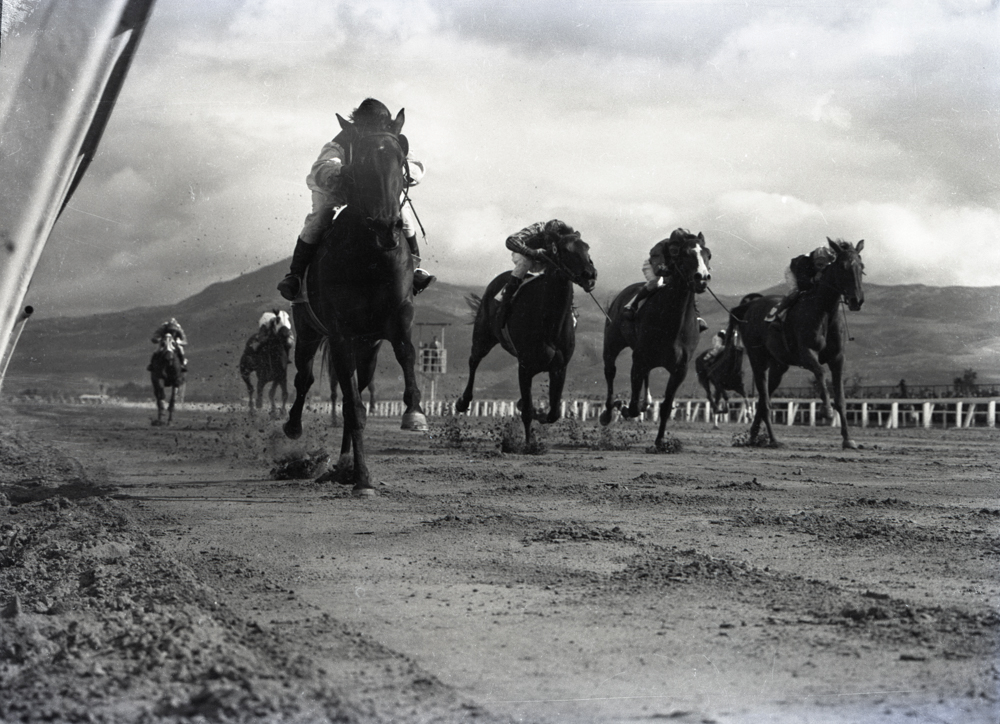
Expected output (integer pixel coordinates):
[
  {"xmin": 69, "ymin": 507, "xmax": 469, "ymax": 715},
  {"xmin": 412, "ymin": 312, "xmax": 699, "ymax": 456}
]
[{"xmin": 6, "ymin": 259, "xmax": 999, "ymax": 403}]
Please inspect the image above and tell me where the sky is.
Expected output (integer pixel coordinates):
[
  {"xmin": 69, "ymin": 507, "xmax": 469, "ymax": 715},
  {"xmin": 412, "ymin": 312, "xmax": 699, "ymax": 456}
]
[{"xmin": 3, "ymin": 0, "xmax": 999, "ymax": 316}]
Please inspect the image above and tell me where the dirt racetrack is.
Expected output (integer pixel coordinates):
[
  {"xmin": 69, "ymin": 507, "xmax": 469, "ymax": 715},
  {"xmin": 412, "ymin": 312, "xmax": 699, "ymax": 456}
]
[{"xmin": 1, "ymin": 400, "xmax": 997, "ymax": 724}]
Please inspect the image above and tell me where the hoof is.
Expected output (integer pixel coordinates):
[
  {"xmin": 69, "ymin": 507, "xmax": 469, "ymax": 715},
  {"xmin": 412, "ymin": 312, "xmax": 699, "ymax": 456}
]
[
  {"xmin": 401, "ymin": 411, "xmax": 429, "ymax": 431},
  {"xmin": 283, "ymin": 421, "xmax": 302, "ymax": 440},
  {"xmin": 599, "ymin": 409, "xmax": 612, "ymax": 426},
  {"xmin": 842, "ymin": 439, "xmax": 859, "ymax": 450},
  {"xmin": 352, "ymin": 486, "xmax": 376, "ymax": 497},
  {"xmin": 455, "ymin": 399, "xmax": 469, "ymax": 414},
  {"xmin": 151, "ymin": 420, "xmax": 163, "ymax": 427}
]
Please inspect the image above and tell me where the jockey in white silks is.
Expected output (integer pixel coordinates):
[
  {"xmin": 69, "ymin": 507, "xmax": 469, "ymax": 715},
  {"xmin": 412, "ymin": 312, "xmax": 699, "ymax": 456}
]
[
  {"xmin": 248, "ymin": 310, "xmax": 293, "ymax": 353},
  {"xmin": 277, "ymin": 97, "xmax": 434, "ymax": 301},
  {"xmin": 151, "ymin": 318, "xmax": 187, "ymax": 370}
]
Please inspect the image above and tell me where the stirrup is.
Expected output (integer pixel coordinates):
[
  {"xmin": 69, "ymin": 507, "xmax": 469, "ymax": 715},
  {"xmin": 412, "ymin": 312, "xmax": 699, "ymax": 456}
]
[{"xmin": 698, "ymin": 317, "xmax": 708, "ymax": 333}]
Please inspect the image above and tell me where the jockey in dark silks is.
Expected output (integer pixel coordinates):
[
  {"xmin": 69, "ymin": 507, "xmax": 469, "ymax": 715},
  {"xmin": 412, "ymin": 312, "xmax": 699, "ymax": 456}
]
[
  {"xmin": 769, "ymin": 246, "xmax": 836, "ymax": 325},
  {"xmin": 496, "ymin": 219, "xmax": 579, "ymax": 328},
  {"xmin": 277, "ymin": 97, "xmax": 434, "ymax": 302},
  {"xmin": 150, "ymin": 318, "xmax": 188, "ymax": 370},
  {"xmin": 621, "ymin": 228, "xmax": 708, "ymax": 331}
]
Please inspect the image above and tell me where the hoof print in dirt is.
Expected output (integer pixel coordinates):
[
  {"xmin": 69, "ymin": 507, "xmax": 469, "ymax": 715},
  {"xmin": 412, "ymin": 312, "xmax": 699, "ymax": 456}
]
[{"xmin": 269, "ymin": 450, "xmax": 330, "ymax": 480}]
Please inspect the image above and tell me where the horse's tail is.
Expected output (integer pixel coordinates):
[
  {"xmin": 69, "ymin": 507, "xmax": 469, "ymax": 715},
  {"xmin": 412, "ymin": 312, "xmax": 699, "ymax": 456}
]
[{"xmin": 465, "ymin": 293, "xmax": 483, "ymax": 323}]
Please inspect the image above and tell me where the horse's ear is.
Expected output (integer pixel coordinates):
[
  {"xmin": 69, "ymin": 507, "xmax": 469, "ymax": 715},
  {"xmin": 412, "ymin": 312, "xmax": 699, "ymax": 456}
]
[
  {"xmin": 856, "ymin": 239, "xmax": 865, "ymax": 252},
  {"xmin": 390, "ymin": 108, "xmax": 405, "ymax": 136},
  {"xmin": 827, "ymin": 237, "xmax": 839, "ymax": 251},
  {"xmin": 337, "ymin": 113, "xmax": 352, "ymax": 132},
  {"xmin": 697, "ymin": 232, "xmax": 704, "ymax": 241}
]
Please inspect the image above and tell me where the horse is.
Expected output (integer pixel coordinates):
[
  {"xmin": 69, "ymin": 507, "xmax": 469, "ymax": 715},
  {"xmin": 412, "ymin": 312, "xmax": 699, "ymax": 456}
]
[
  {"xmin": 727, "ymin": 238, "xmax": 865, "ymax": 449},
  {"xmin": 455, "ymin": 232, "xmax": 598, "ymax": 447},
  {"xmin": 599, "ymin": 230, "xmax": 712, "ymax": 449},
  {"xmin": 695, "ymin": 331, "xmax": 748, "ymax": 428},
  {"xmin": 239, "ymin": 311, "xmax": 293, "ymax": 417},
  {"xmin": 283, "ymin": 107, "xmax": 425, "ymax": 495},
  {"xmin": 149, "ymin": 332, "xmax": 184, "ymax": 426}
]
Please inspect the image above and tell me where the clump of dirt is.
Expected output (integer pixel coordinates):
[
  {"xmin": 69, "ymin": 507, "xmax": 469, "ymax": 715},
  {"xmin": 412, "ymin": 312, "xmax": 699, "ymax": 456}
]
[
  {"xmin": 269, "ymin": 449, "xmax": 330, "ymax": 480},
  {"xmin": 525, "ymin": 523, "xmax": 639, "ymax": 544}
]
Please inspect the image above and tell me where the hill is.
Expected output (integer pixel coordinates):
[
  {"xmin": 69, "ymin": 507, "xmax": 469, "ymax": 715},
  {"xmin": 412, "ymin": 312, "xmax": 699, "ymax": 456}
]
[{"xmin": 5, "ymin": 263, "xmax": 999, "ymax": 403}]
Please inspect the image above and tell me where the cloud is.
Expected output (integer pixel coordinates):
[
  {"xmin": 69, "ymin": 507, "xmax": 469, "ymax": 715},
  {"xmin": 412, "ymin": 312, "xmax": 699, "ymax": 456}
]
[{"xmin": 13, "ymin": 0, "xmax": 1000, "ymax": 317}]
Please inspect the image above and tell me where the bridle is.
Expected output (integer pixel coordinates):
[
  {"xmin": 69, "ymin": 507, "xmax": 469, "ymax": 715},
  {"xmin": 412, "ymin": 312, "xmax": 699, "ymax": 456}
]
[{"xmin": 536, "ymin": 239, "xmax": 594, "ymax": 289}]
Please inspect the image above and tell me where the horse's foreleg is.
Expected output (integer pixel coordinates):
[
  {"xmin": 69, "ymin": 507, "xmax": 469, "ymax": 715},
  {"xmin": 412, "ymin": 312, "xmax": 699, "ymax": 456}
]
[
  {"xmin": 389, "ymin": 337, "xmax": 426, "ymax": 431},
  {"xmin": 625, "ymin": 362, "xmax": 647, "ymax": 419},
  {"xmin": 758, "ymin": 361, "xmax": 788, "ymax": 447},
  {"xmin": 328, "ymin": 343, "xmax": 371, "ymax": 494},
  {"xmin": 284, "ymin": 327, "xmax": 321, "ymax": 440},
  {"xmin": 827, "ymin": 354, "xmax": 857, "ymax": 449},
  {"xmin": 517, "ymin": 365, "xmax": 536, "ymax": 447},
  {"xmin": 545, "ymin": 366, "xmax": 567, "ymax": 424},
  {"xmin": 167, "ymin": 385, "xmax": 176, "ymax": 425},
  {"xmin": 798, "ymin": 349, "xmax": 832, "ymax": 423},
  {"xmin": 242, "ymin": 373, "xmax": 255, "ymax": 414},
  {"xmin": 654, "ymin": 365, "xmax": 688, "ymax": 447}
]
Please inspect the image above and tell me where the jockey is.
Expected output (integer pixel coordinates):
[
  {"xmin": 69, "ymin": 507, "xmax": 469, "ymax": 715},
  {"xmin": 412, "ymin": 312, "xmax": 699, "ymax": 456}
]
[
  {"xmin": 248, "ymin": 310, "xmax": 294, "ymax": 353},
  {"xmin": 151, "ymin": 318, "xmax": 187, "ymax": 370},
  {"xmin": 769, "ymin": 245, "xmax": 836, "ymax": 324},
  {"xmin": 497, "ymin": 219, "xmax": 579, "ymax": 328},
  {"xmin": 622, "ymin": 229, "xmax": 708, "ymax": 331},
  {"xmin": 277, "ymin": 97, "xmax": 434, "ymax": 301},
  {"xmin": 704, "ymin": 329, "xmax": 726, "ymax": 363}
]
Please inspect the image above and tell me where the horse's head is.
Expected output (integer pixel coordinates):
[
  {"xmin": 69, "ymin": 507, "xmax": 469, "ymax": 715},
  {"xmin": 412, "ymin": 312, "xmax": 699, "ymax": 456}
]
[
  {"xmin": 157, "ymin": 333, "xmax": 176, "ymax": 356},
  {"xmin": 824, "ymin": 237, "xmax": 865, "ymax": 311},
  {"xmin": 550, "ymin": 228, "xmax": 597, "ymax": 293},
  {"xmin": 667, "ymin": 229, "xmax": 712, "ymax": 293},
  {"xmin": 337, "ymin": 109, "xmax": 407, "ymax": 246}
]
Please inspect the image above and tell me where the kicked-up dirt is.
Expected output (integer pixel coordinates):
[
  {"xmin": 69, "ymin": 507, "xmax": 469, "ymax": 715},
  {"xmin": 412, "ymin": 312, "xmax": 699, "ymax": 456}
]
[{"xmin": 0, "ymin": 400, "xmax": 997, "ymax": 723}]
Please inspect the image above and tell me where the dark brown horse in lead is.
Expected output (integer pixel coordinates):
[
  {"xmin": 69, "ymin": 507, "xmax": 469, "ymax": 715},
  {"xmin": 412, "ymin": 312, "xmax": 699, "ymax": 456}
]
[
  {"xmin": 283, "ymin": 108, "xmax": 425, "ymax": 494},
  {"xmin": 728, "ymin": 238, "xmax": 865, "ymax": 449}
]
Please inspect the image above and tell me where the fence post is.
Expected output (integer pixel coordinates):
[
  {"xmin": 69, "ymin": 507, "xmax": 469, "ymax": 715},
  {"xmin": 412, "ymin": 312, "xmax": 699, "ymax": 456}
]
[
  {"xmin": 989, "ymin": 400, "xmax": 996, "ymax": 429},
  {"xmin": 964, "ymin": 403, "xmax": 975, "ymax": 428},
  {"xmin": 860, "ymin": 402, "xmax": 868, "ymax": 428},
  {"xmin": 888, "ymin": 402, "xmax": 898, "ymax": 429},
  {"xmin": 953, "ymin": 401, "xmax": 962, "ymax": 429}
]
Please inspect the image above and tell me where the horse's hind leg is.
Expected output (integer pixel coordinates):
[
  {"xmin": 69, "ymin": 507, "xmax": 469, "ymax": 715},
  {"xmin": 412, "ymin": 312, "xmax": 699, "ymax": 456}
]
[
  {"xmin": 456, "ymin": 316, "xmax": 498, "ymax": 415},
  {"xmin": 166, "ymin": 385, "xmax": 176, "ymax": 425},
  {"xmin": 517, "ymin": 365, "xmax": 536, "ymax": 447},
  {"xmin": 600, "ymin": 330, "xmax": 625, "ymax": 425}
]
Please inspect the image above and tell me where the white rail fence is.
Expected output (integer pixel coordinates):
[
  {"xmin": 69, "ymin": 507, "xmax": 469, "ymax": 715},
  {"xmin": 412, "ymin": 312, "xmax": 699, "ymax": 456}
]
[{"xmin": 361, "ymin": 397, "xmax": 1000, "ymax": 430}]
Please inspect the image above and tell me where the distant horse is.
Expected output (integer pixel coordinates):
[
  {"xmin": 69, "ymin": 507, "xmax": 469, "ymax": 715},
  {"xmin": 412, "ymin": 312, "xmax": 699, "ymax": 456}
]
[
  {"xmin": 599, "ymin": 230, "xmax": 712, "ymax": 449},
  {"xmin": 239, "ymin": 311, "xmax": 293, "ymax": 417},
  {"xmin": 456, "ymin": 232, "xmax": 598, "ymax": 447},
  {"xmin": 728, "ymin": 238, "xmax": 865, "ymax": 448},
  {"xmin": 695, "ymin": 331, "xmax": 748, "ymax": 428},
  {"xmin": 284, "ymin": 107, "xmax": 425, "ymax": 495},
  {"xmin": 149, "ymin": 333, "xmax": 184, "ymax": 426}
]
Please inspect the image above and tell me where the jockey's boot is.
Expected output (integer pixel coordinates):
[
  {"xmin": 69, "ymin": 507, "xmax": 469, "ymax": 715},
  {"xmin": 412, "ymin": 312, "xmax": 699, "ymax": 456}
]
[
  {"xmin": 622, "ymin": 285, "xmax": 653, "ymax": 321},
  {"xmin": 277, "ymin": 238, "xmax": 317, "ymax": 301},
  {"xmin": 692, "ymin": 299, "xmax": 708, "ymax": 332},
  {"xmin": 497, "ymin": 275, "xmax": 523, "ymax": 328},
  {"xmin": 407, "ymin": 240, "xmax": 436, "ymax": 295}
]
